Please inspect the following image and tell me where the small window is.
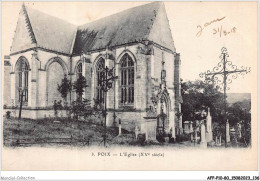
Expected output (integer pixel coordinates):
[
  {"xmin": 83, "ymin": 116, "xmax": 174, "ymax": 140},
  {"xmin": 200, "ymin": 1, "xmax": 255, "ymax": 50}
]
[{"xmin": 76, "ymin": 62, "xmax": 83, "ymax": 78}]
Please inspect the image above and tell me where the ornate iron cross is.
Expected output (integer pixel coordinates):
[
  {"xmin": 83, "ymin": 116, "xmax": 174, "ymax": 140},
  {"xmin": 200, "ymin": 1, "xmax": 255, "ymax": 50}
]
[
  {"xmin": 98, "ymin": 66, "xmax": 118, "ymax": 92},
  {"xmin": 98, "ymin": 65, "xmax": 118, "ymax": 147},
  {"xmin": 200, "ymin": 47, "xmax": 250, "ymax": 147}
]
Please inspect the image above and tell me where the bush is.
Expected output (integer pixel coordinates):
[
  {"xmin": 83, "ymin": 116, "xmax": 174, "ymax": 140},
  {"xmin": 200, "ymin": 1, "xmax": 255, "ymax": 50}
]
[{"xmin": 6, "ymin": 111, "xmax": 11, "ymax": 119}]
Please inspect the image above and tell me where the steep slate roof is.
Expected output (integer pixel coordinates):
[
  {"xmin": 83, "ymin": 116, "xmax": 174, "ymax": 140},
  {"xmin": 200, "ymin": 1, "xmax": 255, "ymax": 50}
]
[
  {"xmin": 25, "ymin": 6, "xmax": 77, "ymax": 54},
  {"xmin": 11, "ymin": 2, "xmax": 176, "ymax": 56},
  {"xmin": 73, "ymin": 2, "xmax": 176, "ymax": 54},
  {"xmin": 11, "ymin": 4, "xmax": 77, "ymax": 55}
]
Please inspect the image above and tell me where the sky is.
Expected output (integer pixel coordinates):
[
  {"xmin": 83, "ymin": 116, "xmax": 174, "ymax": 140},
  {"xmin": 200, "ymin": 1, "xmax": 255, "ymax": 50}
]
[{"xmin": 2, "ymin": 1, "xmax": 257, "ymax": 93}]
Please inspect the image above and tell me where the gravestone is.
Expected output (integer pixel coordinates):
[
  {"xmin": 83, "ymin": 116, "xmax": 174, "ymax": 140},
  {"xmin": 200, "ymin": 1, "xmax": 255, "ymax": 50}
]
[
  {"xmin": 237, "ymin": 122, "xmax": 242, "ymax": 138},
  {"xmin": 118, "ymin": 124, "xmax": 122, "ymax": 135},
  {"xmin": 143, "ymin": 116, "xmax": 157, "ymax": 141},
  {"xmin": 194, "ymin": 130, "xmax": 198, "ymax": 143},
  {"xmin": 189, "ymin": 121, "xmax": 193, "ymax": 132},
  {"xmin": 216, "ymin": 136, "xmax": 222, "ymax": 146},
  {"xmin": 206, "ymin": 107, "xmax": 213, "ymax": 142},
  {"xmin": 226, "ymin": 120, "xmax": 230, "ymax": 143},
  {"xmin": 200, "ymin": 122, "xmax": 207, "ymax": 148},
  {"xmin": 135, "ymin": 126, "xmax": 139, "ymax": 139},
  {"xmin": 184, "ymin": 121, "xmax": 190, "ymax": 134},
  {"xmin": 189, "ymin": 121, "xmax": 193, "ymax": 141}
]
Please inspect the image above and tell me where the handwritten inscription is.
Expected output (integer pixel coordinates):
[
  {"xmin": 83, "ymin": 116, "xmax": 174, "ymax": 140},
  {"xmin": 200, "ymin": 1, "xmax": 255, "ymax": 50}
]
[
  {"xmin": 213, "ymin": 25, "xmax": 236, "ymax": 37},
  {"xmin": 196, "ymin": 16, "xmax": 226, "ymax": 37},
  {"xmin": 196, "ymin": 16, "xmax": 236, "ymax": 37}
]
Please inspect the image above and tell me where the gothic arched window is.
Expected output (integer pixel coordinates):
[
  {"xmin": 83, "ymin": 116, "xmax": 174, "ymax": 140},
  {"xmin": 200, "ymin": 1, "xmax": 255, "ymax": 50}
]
[
  {"xmin": 76, "ymin": 62, "xmax": 83, "ymax": 79},
  {"xmin": 120, "ymin": 54, "xmax": 134, "ymax": 105},
  {"xmin": 96, "ymin": 58, "xmax": 105, "ymax": 103},
  {"xmin": 16, "ymin": 57, "xmax": 29, "ymax": 103}
]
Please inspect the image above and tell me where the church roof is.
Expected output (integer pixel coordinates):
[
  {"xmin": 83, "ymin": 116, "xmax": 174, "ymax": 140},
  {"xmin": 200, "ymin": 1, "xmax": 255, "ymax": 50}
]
[
  {"xmin": 25, "ymin": 5, "xmax": 77, "ymax": 54},
  {"xmin": 10, "ymin": 2, "xmax": 176, "ymax": 56},
  {"xmin": 10, "ymin": 4, "xmax": 77, "ymax": 55},
  {"xmin": 73, "ymin": 2, "xmax": 176, "ymax": 54}
]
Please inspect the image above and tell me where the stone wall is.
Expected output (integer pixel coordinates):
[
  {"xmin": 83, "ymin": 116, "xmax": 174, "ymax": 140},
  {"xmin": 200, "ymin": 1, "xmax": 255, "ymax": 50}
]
[
  {"xmin": 4, "ymin": 56, "xmax": 11, "ymax": 106},
  {"xmin": 8, "ymin": 49, "xmax": 71, "ymax": 108},
  {"xmin": 4, "ymin": 42, "xmax": 179, "ymax": 135},
  {"xmin": 107, "ymin": 110, "xmax": 146, "ymax": 132},
  {"xmin": 4, "ymin": 108, "xmax": 67, "ymax": 120}
]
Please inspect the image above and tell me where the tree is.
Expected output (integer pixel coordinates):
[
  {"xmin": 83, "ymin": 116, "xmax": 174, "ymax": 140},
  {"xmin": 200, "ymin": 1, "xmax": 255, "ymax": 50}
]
[
  {"xmin": 57, "ymin": 75, "xmax": 72, "ymax": 105},
  {"xmin": 70, "ymin": 75, "xmax": 92, "ymax": 121},
  {"xmin": 71, "ymin": 98, "xmax": 93, "ymax": 121},
  {"xmin": 181, "ymin": 80, "xmax": 224, "ymax": 122},
  {"xmin": 227, "ymin": 99, "xmax": 251, "ymax": 145},
  {"xmin": 227, "ymin": 99, "xmax": 251, "ymax": 126},
  {"xmin": 73, "ymin": 75, "xmax": 88, "ymax": 101},
  {"xmin": 181, "ymin": 80, "xmax": 251, "ymax": 146}
]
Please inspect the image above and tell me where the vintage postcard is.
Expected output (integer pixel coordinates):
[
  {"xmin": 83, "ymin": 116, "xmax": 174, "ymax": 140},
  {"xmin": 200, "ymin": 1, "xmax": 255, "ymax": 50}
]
[{"xmin": 1, "ymin": 1, "xmax": 258, "ymax": 172}]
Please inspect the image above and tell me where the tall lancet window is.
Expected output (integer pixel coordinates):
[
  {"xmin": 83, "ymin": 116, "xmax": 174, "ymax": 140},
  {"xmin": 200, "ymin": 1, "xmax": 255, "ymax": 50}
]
[
  {"xmin": 76, "ymin": 62, "xmax": 83, "ymax": 78},
  {"xmin": 96, "ymin": 58, "xmax": 105, "ymax": 103},
  {"xmin": 120, "ymin": 54, "xmax": 134, "ymax": 105},
  {"xmin": 16, "ymin": 57, "xmax": 29, "ymax": 103}
]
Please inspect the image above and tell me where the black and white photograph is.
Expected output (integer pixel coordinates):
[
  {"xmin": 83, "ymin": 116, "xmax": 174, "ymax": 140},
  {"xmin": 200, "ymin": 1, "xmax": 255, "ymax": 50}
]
[{"xmin": 1, "ymin": 1, "xmax": 258, "ymax": 176}]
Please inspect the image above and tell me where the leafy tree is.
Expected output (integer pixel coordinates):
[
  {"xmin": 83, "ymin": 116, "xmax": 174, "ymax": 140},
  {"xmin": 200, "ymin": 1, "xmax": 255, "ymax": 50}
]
[
  {"xmin": 57, "ymin": 75, "xmax": 72, "ymax": 105},
  {"xmin": 70, "ymin": 98, "xmax": 104, "ymax": 122},
  {"xmin": 70, "ymin": 76, "xmax": 97, "ymax": 121},
  {"xmin": 71, "ymin": 98, "xmax": 92, "ymax": 121},
  {"xmin": 227, "ymin": 100, "xmax": 251, "ymax": 126},
  {"xmin": 73, "ymin": 75, "xmax": 88, "ymax": 101},
  {"xmin": 181, "ymin": 80, "xmax": 251, "ymax": 146},
  {"xmin": 181, "ymin": 80, "xmax": 224, "ymax": 122},
  {"xmin": 227, "ymin": 99, "xmax": 251, "ymax": 145}
]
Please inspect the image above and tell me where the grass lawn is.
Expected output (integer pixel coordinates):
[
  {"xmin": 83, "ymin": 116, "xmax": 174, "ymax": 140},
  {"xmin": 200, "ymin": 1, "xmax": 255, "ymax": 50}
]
[
  {"xmin": 3, "ymin": 116, "xmax": 132, "ymax": 147},
  {"xmin": 4, "ymin": 116, "xmax": 246, "ymax": 148}
]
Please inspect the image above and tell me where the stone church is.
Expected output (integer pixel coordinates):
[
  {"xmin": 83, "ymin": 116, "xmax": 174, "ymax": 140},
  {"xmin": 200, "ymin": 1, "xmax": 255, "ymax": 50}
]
[{"xmin": 4, "ymin": 2, "xmax": 183, "ymax": 138}]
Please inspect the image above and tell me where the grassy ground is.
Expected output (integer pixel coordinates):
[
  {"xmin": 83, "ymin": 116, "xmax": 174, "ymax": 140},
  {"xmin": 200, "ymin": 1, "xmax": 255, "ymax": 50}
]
[
  {"xmin": 3, "ymin": 116, "xmax": 131, "ymax": 147},
  {"xmin": 3, "ymin": 116, "xmax": 247, "ymax": 148},
  {"xmin": 2, "ymin": 116, "xmax": 185, "ymax": 148}
]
